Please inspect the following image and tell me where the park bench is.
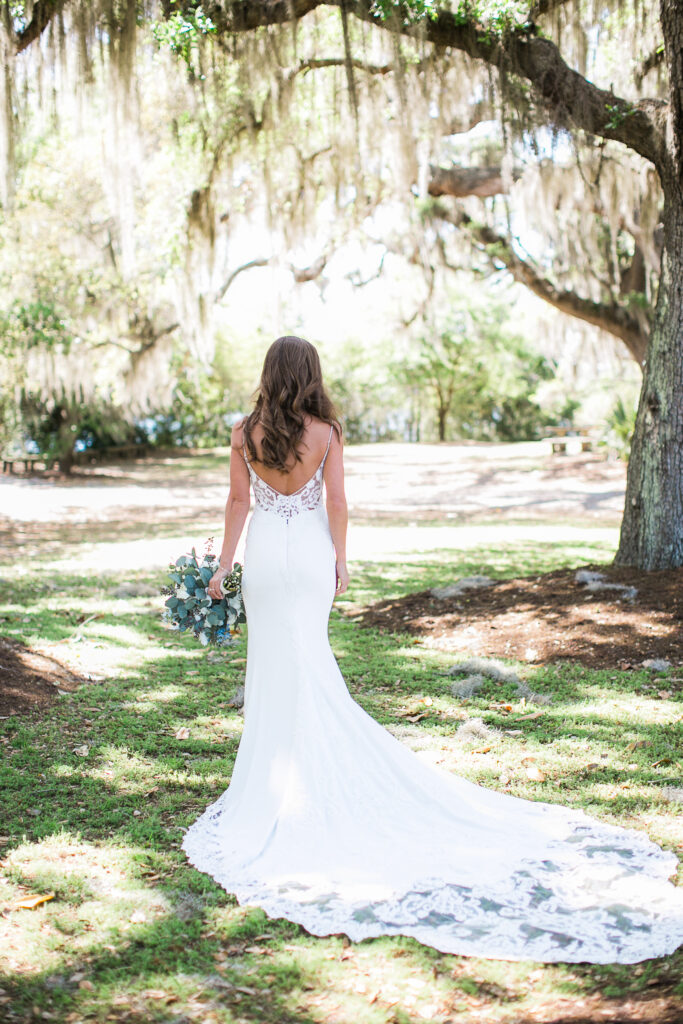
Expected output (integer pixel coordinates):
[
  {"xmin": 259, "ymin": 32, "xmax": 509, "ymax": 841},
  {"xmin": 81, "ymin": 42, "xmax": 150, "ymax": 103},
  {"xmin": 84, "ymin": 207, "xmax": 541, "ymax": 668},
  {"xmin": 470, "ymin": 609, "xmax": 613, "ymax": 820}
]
[
  {"xmin": 543, "ymin": 427, "xmax": 596, "ymax": 455},
  {"xmin": 2, "ymin": 453, "xmax": 56, "ymax": 474}
]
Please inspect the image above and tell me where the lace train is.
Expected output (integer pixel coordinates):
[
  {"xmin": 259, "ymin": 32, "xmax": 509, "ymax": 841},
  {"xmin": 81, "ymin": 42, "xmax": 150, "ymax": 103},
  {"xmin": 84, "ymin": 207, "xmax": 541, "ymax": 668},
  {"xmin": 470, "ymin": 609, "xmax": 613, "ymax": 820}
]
[{"xmin": 182, "ymin": 727, "xmax": 683, "ymax": 963}]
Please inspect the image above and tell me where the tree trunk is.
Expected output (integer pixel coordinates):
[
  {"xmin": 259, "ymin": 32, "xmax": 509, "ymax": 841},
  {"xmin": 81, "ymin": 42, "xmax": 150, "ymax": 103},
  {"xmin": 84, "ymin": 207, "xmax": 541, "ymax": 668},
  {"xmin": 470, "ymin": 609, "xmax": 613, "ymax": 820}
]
[
  {"xmin": 616, "ymin": 0, "xmax": 683, "ymax": 569},
  {"xmin": 437, "ymin": 404, "xmax": 447, "ymax": 442},
  {"xmin": 56, "ymin": 406, "xmax": 77, "ymax": 475},
  {"xmin": 615, "ymin": 184, "xmax": 683, "ymax": 568}
]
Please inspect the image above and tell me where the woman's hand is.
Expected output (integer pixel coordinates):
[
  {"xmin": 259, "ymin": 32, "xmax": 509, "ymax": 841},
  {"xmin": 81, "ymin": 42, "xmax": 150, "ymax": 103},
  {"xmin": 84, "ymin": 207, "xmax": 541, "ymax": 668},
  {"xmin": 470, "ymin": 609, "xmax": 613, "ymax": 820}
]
[
  {"xmin": 208, "ymin": 565, "xmax": 230, "ymax": 600},
  {"xmin": 335, "ymin": 561, "xmax": 349, "ymax": 596}
]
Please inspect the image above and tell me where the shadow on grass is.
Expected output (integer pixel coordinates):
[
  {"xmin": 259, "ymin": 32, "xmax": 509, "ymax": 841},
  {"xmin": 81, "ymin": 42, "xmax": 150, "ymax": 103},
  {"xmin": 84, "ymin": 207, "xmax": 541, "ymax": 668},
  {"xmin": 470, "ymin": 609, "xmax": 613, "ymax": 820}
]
[{"xmin": 1, "ymin": 570, "xmax": 682, "ymax": 1022}]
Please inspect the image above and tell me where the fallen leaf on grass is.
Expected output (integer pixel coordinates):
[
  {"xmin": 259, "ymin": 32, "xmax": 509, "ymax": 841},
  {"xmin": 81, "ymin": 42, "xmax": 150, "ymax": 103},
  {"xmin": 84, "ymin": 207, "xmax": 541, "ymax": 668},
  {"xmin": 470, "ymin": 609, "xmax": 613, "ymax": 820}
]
[
  {"xmin": 73, "ymin": 744, "xmax": 90, "ymax": 756},
  {"xmin": 405, "ymin": 713, "xmax": 428, "ymax": 723},
  {"xmin": 516, "ymin": 711, "xmax": 544, "ymax": 721},
  {"xmin": 174, "ymin": 727, "xmax": 190, "ymax": 740},
  {"xmin": 473, "ymin": 745, "xmax": 492, "ymax": 754},
  {"xmin": 658, "ymin": 691, "xmax": 672, "ymax": 699},
  {"xmin": 525, "ymin": 765, "xmax": 546, "ymax": 782},
  {"xmin": 15, "ymin": 892, "xmax": 54, "ymax": 910}
]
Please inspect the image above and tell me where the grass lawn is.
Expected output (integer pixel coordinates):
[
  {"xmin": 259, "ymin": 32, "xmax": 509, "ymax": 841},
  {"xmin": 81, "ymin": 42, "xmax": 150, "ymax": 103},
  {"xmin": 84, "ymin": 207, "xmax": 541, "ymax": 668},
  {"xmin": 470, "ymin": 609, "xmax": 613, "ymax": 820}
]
[{"xmin": 0, "ymin": 460, "xmax": 681, "ymax": 1023}]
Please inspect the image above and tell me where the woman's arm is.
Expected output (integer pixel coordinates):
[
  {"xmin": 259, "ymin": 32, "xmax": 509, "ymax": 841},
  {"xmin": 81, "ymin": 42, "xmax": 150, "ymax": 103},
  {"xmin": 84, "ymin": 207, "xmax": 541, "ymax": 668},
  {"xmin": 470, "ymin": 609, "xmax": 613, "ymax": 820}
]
[
  {"xmin": 207, "ymin": 422, "xmax": 251, "ymax": 599},
  {"xmin": 323, "ymin": 425, "xmax": 349, "ymax": 596}
]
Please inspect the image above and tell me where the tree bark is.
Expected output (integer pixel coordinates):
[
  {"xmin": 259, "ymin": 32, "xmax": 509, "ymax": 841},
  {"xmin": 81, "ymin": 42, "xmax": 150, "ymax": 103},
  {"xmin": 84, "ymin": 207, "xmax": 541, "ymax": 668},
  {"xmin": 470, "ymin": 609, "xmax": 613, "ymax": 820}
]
[
  {"xmin": 615, "ymin": 197, "xmax": 683, "ymax": 567},
  {"xmin": 614, "ymin": 0, "xmax": 683, "ymax": 568}
]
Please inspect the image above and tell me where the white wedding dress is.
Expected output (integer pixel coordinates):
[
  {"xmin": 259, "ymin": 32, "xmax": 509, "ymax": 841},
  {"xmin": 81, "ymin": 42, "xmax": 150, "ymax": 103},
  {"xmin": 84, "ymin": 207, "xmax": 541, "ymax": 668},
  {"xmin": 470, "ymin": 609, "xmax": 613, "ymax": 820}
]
[{"xmin": 182, "ymin": 429, "xmax": 683, "ymax": 963}]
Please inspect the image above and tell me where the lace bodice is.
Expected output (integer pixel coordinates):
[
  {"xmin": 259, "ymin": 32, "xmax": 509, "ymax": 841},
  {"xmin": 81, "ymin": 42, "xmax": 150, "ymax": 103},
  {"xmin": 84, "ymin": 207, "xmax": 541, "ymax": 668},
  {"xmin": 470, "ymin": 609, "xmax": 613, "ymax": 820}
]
[{"xmin": 243, "ymin": 426, "xmax": 333, "ymax": 522}]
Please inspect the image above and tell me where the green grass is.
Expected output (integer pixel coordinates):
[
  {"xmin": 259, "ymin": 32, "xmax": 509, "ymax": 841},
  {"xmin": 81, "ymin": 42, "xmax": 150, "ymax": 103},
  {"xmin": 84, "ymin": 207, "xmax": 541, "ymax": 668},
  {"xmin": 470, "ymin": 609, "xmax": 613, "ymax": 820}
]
[{"xmin": 1, "ymin": 520, "xmax": 682, "ymax": 1023}]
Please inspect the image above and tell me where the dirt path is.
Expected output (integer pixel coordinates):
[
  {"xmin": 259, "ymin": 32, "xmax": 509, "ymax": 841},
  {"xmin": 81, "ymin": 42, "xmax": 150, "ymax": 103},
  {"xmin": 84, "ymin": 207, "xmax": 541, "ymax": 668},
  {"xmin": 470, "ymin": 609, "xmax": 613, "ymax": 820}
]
[
  {"xmin": 1, "ymin": 441, "xmax": 625, "ymax": 526},
  {"xmin": 0, "ymin": 442, "xmax": 625, "ymax": 571}
]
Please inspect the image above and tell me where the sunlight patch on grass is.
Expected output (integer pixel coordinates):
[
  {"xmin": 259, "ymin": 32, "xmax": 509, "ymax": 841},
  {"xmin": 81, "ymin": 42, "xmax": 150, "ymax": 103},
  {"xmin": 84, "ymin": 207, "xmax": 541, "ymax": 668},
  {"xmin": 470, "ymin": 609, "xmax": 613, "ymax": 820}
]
[
  {"xmin": 1, "ymin": 833, "xmax": 172, "ymax": 976},
  {"xmin": 132, "ymin": 684, "xmax": 185, "ymax": 704}
]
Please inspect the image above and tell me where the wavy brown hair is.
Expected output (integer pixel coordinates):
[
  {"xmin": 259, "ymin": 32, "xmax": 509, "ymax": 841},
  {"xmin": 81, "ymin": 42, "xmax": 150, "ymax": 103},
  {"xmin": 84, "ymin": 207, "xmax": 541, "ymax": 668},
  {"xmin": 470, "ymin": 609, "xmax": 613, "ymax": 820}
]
[{"xmin": 242, "ymin": 336, "xmax": 341, "ymax": 471}]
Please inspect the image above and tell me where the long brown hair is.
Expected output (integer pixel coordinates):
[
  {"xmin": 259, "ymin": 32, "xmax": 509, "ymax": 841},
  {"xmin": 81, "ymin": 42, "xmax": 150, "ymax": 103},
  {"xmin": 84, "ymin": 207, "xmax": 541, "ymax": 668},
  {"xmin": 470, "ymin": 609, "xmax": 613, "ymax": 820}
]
[{"xmin": 242, "ymin": 336, "xmax": 341, "ymax": 471}]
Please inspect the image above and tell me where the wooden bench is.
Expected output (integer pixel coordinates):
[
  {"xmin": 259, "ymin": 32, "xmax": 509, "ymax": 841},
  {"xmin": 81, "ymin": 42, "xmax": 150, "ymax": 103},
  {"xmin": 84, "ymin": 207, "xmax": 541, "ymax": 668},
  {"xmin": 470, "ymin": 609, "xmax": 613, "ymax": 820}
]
[
  {"xmin": 2, "ymin": 454, "xmax": 56, "ymax": 474},
  {"xmin": 546, "ymin": 435, "xmax": 594, "ymax": 455}
]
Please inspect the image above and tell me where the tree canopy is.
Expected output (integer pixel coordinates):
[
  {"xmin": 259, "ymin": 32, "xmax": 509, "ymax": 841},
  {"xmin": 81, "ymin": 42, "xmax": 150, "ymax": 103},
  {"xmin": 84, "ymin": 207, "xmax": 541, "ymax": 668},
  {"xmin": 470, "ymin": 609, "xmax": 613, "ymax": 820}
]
[{"xmin": 1, "ymin": 0, "xmax": 681, "ymax": 567}]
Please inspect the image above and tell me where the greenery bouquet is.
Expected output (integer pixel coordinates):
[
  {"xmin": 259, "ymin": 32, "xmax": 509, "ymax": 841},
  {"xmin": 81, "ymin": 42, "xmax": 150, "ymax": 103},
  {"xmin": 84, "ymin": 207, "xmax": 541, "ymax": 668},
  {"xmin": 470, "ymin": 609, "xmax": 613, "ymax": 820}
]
[{"xmin": 162, "ymin": 545, "xmax": 245, "ymax": 647}]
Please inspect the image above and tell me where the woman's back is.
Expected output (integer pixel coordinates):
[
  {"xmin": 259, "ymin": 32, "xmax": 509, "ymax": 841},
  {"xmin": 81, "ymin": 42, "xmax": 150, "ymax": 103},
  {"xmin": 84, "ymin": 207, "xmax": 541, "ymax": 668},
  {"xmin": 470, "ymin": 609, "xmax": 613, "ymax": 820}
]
[{"xmin": 234, "ymin": 416, "xmax": 334, "ymax": 496}]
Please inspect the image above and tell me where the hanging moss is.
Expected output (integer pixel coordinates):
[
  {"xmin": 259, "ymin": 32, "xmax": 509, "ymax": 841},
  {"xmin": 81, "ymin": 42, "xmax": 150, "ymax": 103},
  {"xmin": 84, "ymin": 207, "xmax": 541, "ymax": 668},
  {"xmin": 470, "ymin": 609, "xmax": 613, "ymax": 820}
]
[{"xmin": 0, "ymin": 0, "xmax": 669, "ymax": 409}]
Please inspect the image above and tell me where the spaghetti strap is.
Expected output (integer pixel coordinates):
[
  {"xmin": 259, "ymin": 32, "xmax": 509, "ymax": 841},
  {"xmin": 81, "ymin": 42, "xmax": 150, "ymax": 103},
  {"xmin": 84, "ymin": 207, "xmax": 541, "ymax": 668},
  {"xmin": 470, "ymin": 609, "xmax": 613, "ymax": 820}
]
[{"xmin": 321, "ymin": 424, "xmax": 334, "ymax": 466}]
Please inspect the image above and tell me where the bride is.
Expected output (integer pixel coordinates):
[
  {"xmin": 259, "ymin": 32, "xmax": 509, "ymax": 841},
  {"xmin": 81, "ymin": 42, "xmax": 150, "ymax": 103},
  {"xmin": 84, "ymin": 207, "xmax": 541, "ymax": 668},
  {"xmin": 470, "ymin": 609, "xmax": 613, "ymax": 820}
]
[{"xmin": 182, "ymin": 335, "xmax": 683, "ymax": 964}]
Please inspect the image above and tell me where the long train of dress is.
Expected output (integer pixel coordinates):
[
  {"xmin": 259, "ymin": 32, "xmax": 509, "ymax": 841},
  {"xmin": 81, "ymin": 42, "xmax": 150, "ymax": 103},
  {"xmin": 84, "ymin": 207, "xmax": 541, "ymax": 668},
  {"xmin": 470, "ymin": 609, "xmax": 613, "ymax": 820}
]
[{"xmin": 182, "ymin": 445, "xmax": 683, "ymax": 963}]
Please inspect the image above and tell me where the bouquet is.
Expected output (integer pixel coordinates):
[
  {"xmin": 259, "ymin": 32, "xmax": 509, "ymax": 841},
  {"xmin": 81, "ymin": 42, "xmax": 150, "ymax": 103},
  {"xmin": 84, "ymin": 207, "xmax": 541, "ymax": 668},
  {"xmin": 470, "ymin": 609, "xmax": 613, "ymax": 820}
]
[{"xmin": 161, "ymin": 544, "xmax": 245, "ymax": 647}]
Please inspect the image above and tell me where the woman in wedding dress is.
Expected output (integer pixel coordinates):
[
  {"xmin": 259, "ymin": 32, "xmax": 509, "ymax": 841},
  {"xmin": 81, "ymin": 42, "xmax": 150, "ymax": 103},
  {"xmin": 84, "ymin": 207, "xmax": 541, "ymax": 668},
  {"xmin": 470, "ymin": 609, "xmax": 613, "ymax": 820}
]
[{"xmin": 182, "ymin": 335, "xmax": 683, "ymax": 964}]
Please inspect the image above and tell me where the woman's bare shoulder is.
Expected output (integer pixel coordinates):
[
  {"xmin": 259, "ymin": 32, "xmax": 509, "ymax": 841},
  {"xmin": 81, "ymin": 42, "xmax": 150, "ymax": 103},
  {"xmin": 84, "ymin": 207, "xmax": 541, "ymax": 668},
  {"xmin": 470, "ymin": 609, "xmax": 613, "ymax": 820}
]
[{"xmin": 303, "ymin": 417, "xmax": 338, "ymax": 450}]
